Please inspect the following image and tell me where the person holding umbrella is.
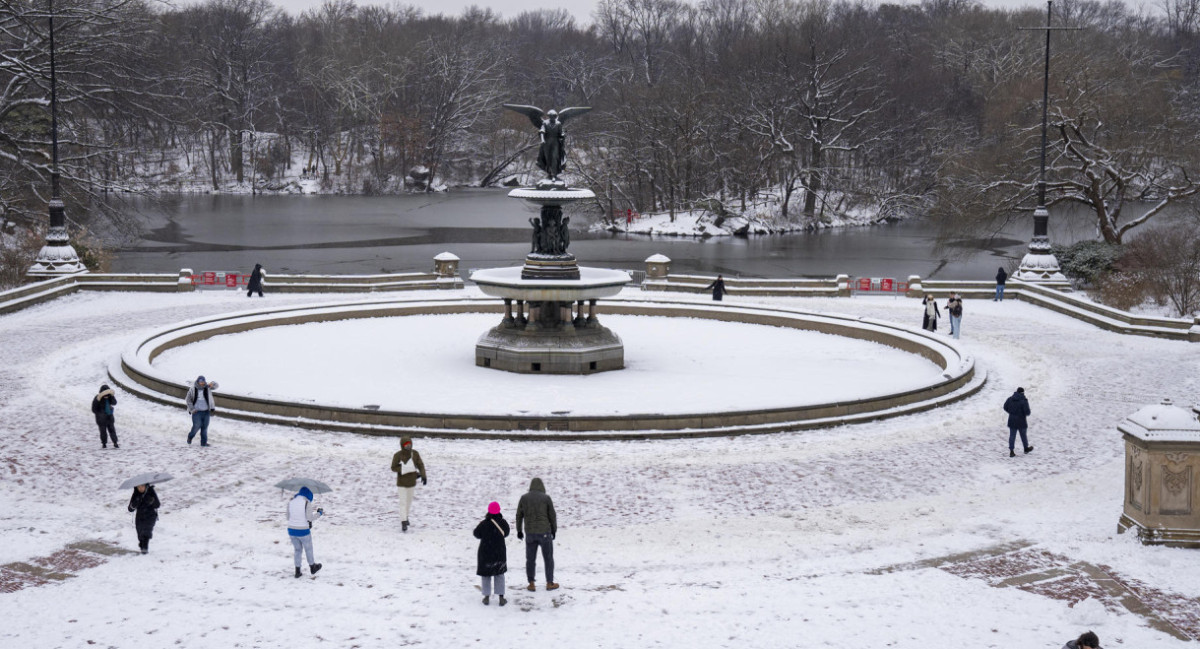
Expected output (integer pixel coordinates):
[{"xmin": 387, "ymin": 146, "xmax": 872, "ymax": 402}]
[
  {"xmin": 127, "ymin": 483, "xmax": 160, "ymax": 554},
  {"xmin": 287, "ymin": 486, "xmax": 323, "ymax": 578}
]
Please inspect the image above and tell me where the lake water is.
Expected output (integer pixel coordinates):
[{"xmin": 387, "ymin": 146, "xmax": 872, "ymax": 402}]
[{"xmin": 111, "ymin": 189, "xmax": 1101, "ymax": 280}]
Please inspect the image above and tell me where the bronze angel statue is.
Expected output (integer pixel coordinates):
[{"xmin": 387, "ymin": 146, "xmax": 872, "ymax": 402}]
[{"xmin": 503, "ymin": 104, "xmax": 593, "ymax": 182}]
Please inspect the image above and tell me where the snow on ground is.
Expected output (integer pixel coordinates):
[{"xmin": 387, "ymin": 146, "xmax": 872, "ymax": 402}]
[
  {"xmin": 152, "ymin": 313, "xmax": 942, "ymax": 415},
  {"xmin": 2, "ymin": 287, "xmax": 1199, "ymax": 648}
]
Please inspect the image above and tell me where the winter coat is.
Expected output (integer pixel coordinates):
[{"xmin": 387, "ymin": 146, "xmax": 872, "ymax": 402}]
[
  {"xmin": 922, "ymin": 300, "xmax": 940, "ymax": 331},
  {"xmin": 1063, "ymin": 641, "xmax": 1100, "ymax": 649},
  {"xmin": 474, "ymin": 513, "xmax": 510, "ymax": 576},
  {"xmin": 705, "ymin": 277, "xmax": 726, "ymax": 300},
  {"xmin": 287, "ymin": 487, "xmax": 318, "ymax": 537},
  {"xmin": 92, "ymin": 385, "xmax": 117, "ymax": 424},
  {"xmin": 128, "ymin": 486, "xmax": 160, "ymax": 536},
  {"xmin": 946, "ymin": 297, "xmax": 963, "ymax": 318},
  {"xmin": 185, "ymin": 383, "xmax": 216, "ymax": 414},
  {"xmin": 1003, "ymin": 392, "xmax": 1031, "ymax": 428},
  {"xmin": 390, "ymin": 446, "xmax": 426, "ymax": 488},
  {"xmin": 516, "ymin": 478, "xmax": 557, "ymax": 536},
  {"xmin": 247, "ymin": 264, "xmax": 265, "ymax": 292},
  {"xmin": 996, "ymin": 268, "xmax": 1008, "ymax": 285}
]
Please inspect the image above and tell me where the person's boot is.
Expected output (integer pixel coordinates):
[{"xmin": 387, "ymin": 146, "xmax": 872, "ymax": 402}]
[
  {"xmin": 526, "ymin": 582, "xmax": 536, "ymax": 591},
  {"xmin": 402, "ymin": 520, "xmax": 409, "ymax": 532},
  {"xmin": 499, "ymin": 595, "xmax": 507, "ymax": 606},
  {"xmin": 1024, "ymin": 446, "xmax": 1034, "ymax": 454},
  {"xmin": 482, "ymin": 596, "xmax": 490, "ymax": 605},
  {"xmin": 295, "ymin": 567, "xmax": 302, "ymax": 578},
  {"xmin": 546, "ymin": 582, "xmax": 560, "ymax": 591},
  {"xmin": 310, "ymin": 563, "xmax": 322, "ymax": 575},
  {"xmin": 140, "ymin": 547, "xmax": 148, "ymax": 555},
  {"xmin": 1009, "ymin": 449, "xmax": 1016, "ymax": 457}
]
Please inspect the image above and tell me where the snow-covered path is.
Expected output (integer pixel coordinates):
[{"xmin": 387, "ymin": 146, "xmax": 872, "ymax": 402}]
[{"xmin": 2, "ymin": 288, "xmax": 1198, "ymax": 648}]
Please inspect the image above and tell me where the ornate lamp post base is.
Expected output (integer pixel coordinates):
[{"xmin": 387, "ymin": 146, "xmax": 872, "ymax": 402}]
[
  {"xmin": 1014, "ymin": 206, "xmax": 1067, "ymax": 285},
  {"xmin": 27, "ymin": 213, "xmax": 85, "ymax": 278}
]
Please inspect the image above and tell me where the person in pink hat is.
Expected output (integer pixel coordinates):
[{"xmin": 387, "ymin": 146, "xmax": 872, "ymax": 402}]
[{"xmin": 474, "ymin": 501, "xmax": 510, "ymax": 606}]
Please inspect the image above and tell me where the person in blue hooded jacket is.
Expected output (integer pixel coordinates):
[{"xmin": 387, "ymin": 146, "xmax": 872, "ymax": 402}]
[{"xmin": 287, "ymin": 487, "xmax": 323, "ymax": 578}]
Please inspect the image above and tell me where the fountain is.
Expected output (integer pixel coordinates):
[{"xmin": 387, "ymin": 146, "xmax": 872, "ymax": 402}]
[{"xmin": 470, "ymin": 103, "xmax": 630, "ymax": 374}]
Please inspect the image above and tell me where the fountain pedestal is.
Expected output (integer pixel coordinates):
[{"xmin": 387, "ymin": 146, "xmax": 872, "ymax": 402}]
[{"xmin": 471, "ymin": 186, "xmax": 630, "ymax": 374}]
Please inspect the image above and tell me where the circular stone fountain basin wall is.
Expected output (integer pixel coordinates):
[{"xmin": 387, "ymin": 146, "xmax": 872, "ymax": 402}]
[{"xmin": 110, "ymin": 297, "xmax": 984, "ymax": 440}]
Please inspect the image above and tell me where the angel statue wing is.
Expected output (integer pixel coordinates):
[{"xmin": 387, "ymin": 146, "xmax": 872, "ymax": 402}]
[
  {"xmin": 555, "ymin": 107, "xmax": 593, "ymax": 123},
  {"xmin": 503, "ymin": 104, "xmax": 545, "ymax": 129}
]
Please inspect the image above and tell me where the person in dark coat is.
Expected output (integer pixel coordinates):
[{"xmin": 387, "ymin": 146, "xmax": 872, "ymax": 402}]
[
  {"xmin": 127, "ymin": 484, "xmax": 160, "ymax": 554},
  {"xmin": 704, "ymin": 275, "xmax": 726, "ymax": 301},
  {"xmin": 92, "ymin": 384, "xmax": 118, "ymax": 449},
  {"xmin": 246, "ymin": 263, "xmax": 265, "ymax": 297},
  {"xmin": 1003, "ymin": 387, "xmax": 1033, "ymax": 457},
  {"xmin": 995, "ymin": 267, "xmax": 1008, "ymax": 301},
  {"xmin": 516, "ymin": 477, "xmax": 558, "ymax": 591},
  {"xmin": 1063, "ymin": 631, "xmax": 1100, "ymax": 649},
  {"xmin": 474, "ymin": 501, "xmax": 510, "ymax": 606},
  {"xmin": 921, "ymin": 295, "xmax": 941, "ymax": 332}
]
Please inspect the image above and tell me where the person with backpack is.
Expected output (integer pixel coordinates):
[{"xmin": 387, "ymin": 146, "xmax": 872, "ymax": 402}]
[
  {"xmin": 92, "ymin": 384, "xmax": 119, "ymax": 449},
  {"xmin": 474, "ymin": 501, "xmax": 510, "ymax": 606},
  {"xmin": 945, "ymin": 293, "xmax": 964, "ymax": 339},
  {"xmin": 286, "ymin": 487, "xmax": 323, "ymax": 578},
  {"xmin": 185, "ymin": 376, "xmax": 218, "ymax": 446}
]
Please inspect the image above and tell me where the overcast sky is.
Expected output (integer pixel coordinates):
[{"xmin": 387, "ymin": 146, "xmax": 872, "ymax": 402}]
[{"xmin": 174, "ymin": 0, "xmax": 1065, "ymax": 23}]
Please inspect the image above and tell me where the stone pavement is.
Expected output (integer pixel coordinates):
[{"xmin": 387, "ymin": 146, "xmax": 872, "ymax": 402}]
[
  {"xmin": 872, "ymin": 541, "xmax": 1199, "ymax": 641},
  {"xmin": 0, "ymin": 540, "xmax": 135, "ymax": 594}
]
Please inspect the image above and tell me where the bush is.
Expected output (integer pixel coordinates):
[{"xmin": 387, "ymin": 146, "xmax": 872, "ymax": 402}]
[
  {"xmin": 1052, "ymin": 240, "xmax": 1123, "ymax": 285},
  {"xmin": 1119, "ymin": 227, "xmax": 1200, "ymax": 317}
]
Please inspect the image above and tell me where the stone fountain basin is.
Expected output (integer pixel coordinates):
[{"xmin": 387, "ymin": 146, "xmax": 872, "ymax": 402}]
[{"xmin": 470, "ymin": 266, "xmax": 631, "ymax": 301}]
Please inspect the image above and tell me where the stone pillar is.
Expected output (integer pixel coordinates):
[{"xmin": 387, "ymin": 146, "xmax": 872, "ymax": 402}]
[
  {"xmin": 1117, "ymin": 398, "xmax": 1200, "ymax": 547},
  {"xmin": 836, "ymin": 274, "xmax": 850, "ymax": 297},
  {"xmin": 515, "ymin": 300, "xmax": 527, "ymax": 328},
  {"xmin": 1014, "ymin": 206, "xmax": 1067, "ymax": 285},
  {"xmin": 574, "ymin": 300, "xmax": 586, "ymax": 327},
  {"xmin": 906, "ymin": 275, "xmax": 923, "ymax": 298},
  {"xmin": 586, "ymin": 299, "xmax": 598, "ymax": 326},
  {"xmin": 433, "ymin": 252, "xmax": 460, "ymax": 289},
  {"xmin": 177, "ymin": 268, "xmax": 195, "ymax": 292},
  {"xmin": 502, "ymin": 298, "xmax": 515, "ymax": 327},
  {"xmin": 645, "ymin": 254, "xmax": 670, "ymax": 279}
]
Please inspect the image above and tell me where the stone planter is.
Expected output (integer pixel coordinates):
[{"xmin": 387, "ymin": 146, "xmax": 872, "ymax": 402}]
[{"xmin": 1117, "ymin": 398, "xmax": 1200, "ymax": 547}]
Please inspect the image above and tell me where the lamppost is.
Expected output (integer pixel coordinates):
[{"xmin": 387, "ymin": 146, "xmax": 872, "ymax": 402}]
[
  {"xmin": 28, "ymin": 0, "xmax": 85, "ymax": 278},
  {"xmin": 1014, "ymin": 0, "xmax": 1076, "ymax": 285}
]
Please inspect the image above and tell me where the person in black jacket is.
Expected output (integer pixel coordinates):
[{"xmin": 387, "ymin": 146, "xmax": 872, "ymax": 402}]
[
  {"xmin": 128, "ymin": 484, "xmax": 160, "ymax": 554},
  {"xmin": 1063, "ymin": 631, "xmax": 1100, "ymax": 649},
  {"xmin": 995, "ymin": 267, "xmax": 1008, "ymax": 301},
  {"xmin": 474, "ymin": 501, "xmax": 510, "ymax": 606},
  {"xmin": 1003, "ymin": 387, "xmax": 1033, "ymax": 457},
  {"xmin": 704, "ymin": 275, "xmax": 726, "ymax": 301},
  {"xmin": 92, "ymin": 384, "xmax": 118, "ymax": 449},
  {"xmin": 246, "ymin": 263, "xmax": 265, "ymax": 298}
]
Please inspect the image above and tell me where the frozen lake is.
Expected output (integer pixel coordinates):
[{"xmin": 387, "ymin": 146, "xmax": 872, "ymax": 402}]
[{"xmin": 109, "ymin": 190, "xmax": 1104, "ymax": 279}]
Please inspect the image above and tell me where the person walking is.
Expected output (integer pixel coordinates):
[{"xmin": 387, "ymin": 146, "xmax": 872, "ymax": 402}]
[
  {"xmin": 287, "ymin": 486, "xmax": 323, "ymax": 578},
  {"xmin": 921, "ymin": 295, "xmax": 941, "ymax": 332},
  {"xmin": 185, "ymin": 376, "xmax": 218, "ymax": 446},
  {"xmin": 390, "ymin": 436, "xmax": 426, "ymax": 532},
  {"xmin": 474, "ymin": 501, "xmax": 510, "ymax": 606},
  {"xmin": 1063, "ymin": 631, "xmax": 1101, "ymax": 649},
  {"xmin": 1003, "ymin": 387, "xmax": 1033, "ymax": 457},
  {"xmin": 946, "ymin": 293, "xmax": 964, "ymax": 339},
  {"xmin": 246, "ymin": 263, "xmax": 266, "ymax": 298},
  {"xmin": 704, "ymin": 275, "xmax": 727, "ymax": 301},
  {"xmin": 127, "ymin": 483, "xmax": 160, "ymax": 554},
  {"xmin": 516, "ymin": 477, "xmax": 558, "ymax": 592},
  {"xmin": 92, "ymin": 384, "xmax": 119, "ymax": 449},
  {"xmin": 995, "ymin": 267, "xmax": 1008, "ymax": 301}
]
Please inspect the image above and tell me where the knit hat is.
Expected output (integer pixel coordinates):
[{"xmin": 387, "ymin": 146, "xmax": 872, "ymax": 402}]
[
  {"xmin": 1017, "ymin": 387, "xmax": 1024, "ymax": 393},
  {"xmin": 487, "ymin": 501, "xmax": 501, "ymax": 515},
  {"xmin": 196, "ymin": 375, "xmax": 207, "ymax": 384},
  {"xmin": 400, "ymin": 436, "xmax": 412, "ymax": 448}
]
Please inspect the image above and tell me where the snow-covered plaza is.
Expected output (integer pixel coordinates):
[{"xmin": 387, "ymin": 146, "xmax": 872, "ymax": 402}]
[{"xmin": 2, "ymin": 286, "xmax": 1199, "ymax": 648}]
